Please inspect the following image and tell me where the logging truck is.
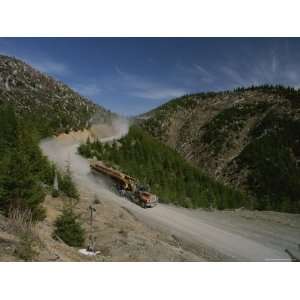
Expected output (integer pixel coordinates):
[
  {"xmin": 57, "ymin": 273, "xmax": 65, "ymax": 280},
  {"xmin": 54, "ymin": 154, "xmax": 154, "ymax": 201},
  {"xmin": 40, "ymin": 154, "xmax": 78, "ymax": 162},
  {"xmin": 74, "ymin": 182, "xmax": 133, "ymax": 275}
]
[{"xmin": 90, "ymin": 160, "xmax": 158, "ymax": 208}]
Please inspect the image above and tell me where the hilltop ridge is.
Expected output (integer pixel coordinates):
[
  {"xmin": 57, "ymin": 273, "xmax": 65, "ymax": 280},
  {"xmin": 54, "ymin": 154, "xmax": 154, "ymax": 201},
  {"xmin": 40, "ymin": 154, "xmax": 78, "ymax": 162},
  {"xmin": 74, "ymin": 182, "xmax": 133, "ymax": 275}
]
[{"xmin": 0, "ymin": 54, "xmax": 110, "ymax": 137}]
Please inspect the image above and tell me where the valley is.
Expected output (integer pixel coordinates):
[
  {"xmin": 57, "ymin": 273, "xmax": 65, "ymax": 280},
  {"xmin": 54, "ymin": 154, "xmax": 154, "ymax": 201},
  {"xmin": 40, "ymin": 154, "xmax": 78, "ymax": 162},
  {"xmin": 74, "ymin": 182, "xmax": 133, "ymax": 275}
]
[{"xmin": 1, "ymin": 54, "xmax": 300, "ymax": 262}]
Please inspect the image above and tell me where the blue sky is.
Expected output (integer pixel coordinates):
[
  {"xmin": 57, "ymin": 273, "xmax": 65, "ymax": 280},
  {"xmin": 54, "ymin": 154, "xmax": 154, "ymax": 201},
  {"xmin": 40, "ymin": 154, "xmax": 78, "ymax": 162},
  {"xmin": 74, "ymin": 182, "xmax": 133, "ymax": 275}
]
[{"xmin": 1, "ymin": 38, "xmax": 300, "ymax": 116}]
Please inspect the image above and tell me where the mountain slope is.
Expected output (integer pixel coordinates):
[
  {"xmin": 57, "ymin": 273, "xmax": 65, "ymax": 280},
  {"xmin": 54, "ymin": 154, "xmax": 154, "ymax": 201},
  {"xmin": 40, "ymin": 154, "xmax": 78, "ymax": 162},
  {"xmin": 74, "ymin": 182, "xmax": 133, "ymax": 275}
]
[
  {"xmin": 139, "ymin": 86, "xmax": 300, "ymax": 213},
  {"xmin": 0, "ymin": 54, "xmax": 110, "ymax": 137}
]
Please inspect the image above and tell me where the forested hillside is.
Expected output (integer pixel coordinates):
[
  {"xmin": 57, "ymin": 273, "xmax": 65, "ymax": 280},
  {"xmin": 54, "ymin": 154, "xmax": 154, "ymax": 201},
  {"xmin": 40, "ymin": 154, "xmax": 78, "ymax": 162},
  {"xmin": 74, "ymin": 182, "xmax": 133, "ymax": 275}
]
[
  {"xmin": 139, "ymin": 85, "xmax": 300, "ymax": 213},
  {"xmin": 79, "ymin": 126, "xmax": 248, "ymax": 210}
]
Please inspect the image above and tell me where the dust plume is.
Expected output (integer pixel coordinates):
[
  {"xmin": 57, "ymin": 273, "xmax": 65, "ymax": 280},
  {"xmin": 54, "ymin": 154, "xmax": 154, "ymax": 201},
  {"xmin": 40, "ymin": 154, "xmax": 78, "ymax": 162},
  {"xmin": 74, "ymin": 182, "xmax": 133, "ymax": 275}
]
[{"xmin": 89, "ymin": 114, "xmax": 130, "ymax": 142}]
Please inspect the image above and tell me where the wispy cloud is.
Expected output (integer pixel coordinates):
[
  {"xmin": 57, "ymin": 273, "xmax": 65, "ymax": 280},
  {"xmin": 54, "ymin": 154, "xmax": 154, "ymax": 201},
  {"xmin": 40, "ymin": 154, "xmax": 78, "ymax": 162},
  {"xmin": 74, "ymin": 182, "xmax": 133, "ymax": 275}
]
[
  {"xmin": 174, "ymin": 45, "xmax": 300, "ymax": 92},
  {"xmin": 180, "ymin": 50, "xmax": 300, "ymax": 91},
  {"xmin": 220, "ymin": 65, "xmax": 249, "ymax": 86},
  {"xmin": 115, "ymin": 67, "xmax": 187, "ymax": 100},
  {"xmin": 224, "ymin": 51, "xmax": 300, "ymax": 88},
  {"xmin": 271, "ymin": 53, "xmax": 277, "ymax": 74},
  {"xmin": 28, "ymin": 59, "xmax": 69, "ymax": 76},
  {"xmin": 194, "ymin": 64, "xmax": 214, "ymax": 83},
  {"xmin": 130, "ymin": 87, "xmax": 186, "ymax": 100},
  {"xmin": 174, "ymin": 62, "xmax": 215, "ymax": 88},
  {"xmin": 0, "ymin": 38, "xmax": 69, "ymax": 77},
  {"xmin": 72, "ymin": 82, "xmax": 102, "ymax": 98}
]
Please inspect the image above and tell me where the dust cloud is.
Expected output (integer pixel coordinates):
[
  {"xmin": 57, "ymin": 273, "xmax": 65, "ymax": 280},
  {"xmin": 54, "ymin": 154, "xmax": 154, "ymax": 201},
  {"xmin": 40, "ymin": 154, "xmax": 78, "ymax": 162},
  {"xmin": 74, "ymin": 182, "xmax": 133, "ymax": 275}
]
[
  {"xmin": 40, "ymin": 113, "xmax": 130, "ymax": 193},
  {"xmin": 89, "ymin": 115, "xmax": 129, "ymax": 142}
]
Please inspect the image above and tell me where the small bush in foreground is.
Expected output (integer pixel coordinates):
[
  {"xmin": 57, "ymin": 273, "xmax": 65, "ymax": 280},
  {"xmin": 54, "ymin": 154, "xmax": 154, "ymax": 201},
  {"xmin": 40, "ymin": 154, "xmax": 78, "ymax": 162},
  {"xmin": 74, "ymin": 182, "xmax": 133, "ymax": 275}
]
[
  {"xmin": 53, "ymin": 207, "xmax": 85, "ymax": 247},
  {"xmin": 57, "ymin": 164, "xmax": 79, "ymax": 200}
]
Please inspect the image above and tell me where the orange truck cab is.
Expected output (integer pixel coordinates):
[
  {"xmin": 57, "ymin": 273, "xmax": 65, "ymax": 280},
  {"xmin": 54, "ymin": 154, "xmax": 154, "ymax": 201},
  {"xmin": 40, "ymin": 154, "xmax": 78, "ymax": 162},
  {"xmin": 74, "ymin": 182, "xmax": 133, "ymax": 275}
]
[{"xmin": 136, "ymin": 190, "xmax": 158, "ymax": 208}]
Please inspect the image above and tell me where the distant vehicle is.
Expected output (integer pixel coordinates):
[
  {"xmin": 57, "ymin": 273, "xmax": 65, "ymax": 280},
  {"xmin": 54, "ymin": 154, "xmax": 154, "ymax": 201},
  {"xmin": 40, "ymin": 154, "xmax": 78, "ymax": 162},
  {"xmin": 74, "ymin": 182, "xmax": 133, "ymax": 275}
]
[{"xmin": 90, "ymin": 159, "xmax": 158, "ymax": 208}]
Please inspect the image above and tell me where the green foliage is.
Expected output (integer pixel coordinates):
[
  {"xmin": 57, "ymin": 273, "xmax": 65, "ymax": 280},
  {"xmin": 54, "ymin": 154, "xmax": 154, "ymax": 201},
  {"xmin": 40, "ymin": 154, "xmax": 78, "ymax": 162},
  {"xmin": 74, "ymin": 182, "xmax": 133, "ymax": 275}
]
[
  {"xmin": 0, "ymin": 104, "xmax": 18, "ymax": 151},
  {"xmin": 15, "ymin": 232, "xmax": 38, "ymax": 261},
  {"xmin": 79, "ymin": 126, "xmax": 248, "ymax": 210},
  {"xmin": 0, "ymin": 105, "xmax": 54, "ymax": 220},
  {"xmin": 200, "ymin": 102, "xmax": 271, "ymax": 154},
  {"xmin": 57, "ymin": 164, "xmax": 79, "ymax": 200},
  {"xmin": 53, "ymin": 207, "xmax": 85, "ymax": 247},
  {"xmin": 235, "ymin": 111, "xmax": 300, "ymax": 212},
  {"xmin": 140, "ymin": 85, "xmax": 300, "ymax": 213}
]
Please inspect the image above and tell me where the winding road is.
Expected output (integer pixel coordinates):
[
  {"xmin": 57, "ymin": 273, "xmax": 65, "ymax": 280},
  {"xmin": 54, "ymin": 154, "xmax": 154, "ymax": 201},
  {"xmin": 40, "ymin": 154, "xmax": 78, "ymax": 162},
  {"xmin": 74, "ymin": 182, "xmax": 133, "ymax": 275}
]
[{"xmin": 40, "ymin": 130, "xmax": 300, "ymax": 261}]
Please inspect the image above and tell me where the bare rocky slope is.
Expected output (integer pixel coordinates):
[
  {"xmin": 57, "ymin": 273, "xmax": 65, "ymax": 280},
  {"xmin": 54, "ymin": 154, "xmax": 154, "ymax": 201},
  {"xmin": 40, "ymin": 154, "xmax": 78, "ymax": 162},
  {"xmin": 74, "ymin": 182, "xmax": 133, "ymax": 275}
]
[
  {"xmin": 0, "ymin": 54, "xmax": 111, "ymax": 137},
  {"xmin": 138, "ymin": 86, "xmax": 300, "ymax": 213}
]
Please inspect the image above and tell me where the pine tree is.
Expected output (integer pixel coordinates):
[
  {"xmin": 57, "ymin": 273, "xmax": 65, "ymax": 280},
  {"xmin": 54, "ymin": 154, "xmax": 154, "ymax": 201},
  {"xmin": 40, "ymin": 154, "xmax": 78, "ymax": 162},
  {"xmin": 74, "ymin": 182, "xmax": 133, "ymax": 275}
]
[
  {"xmin": 53, "ymin": 207, "xmax": 85, "ymax": 247},
  {"xmin": 58, "ymin": 161, "xmax": 79, "ymax": 200},
  {"xmin": 0, "ymin": 105, "xmax": 53, "ymax": 220}
]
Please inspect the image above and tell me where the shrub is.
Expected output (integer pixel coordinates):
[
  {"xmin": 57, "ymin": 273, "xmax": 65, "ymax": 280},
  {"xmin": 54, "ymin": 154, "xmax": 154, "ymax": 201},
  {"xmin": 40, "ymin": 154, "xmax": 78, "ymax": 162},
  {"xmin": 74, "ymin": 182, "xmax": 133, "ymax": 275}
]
[
  {"xmin": 15, "ymin": 233, "xmax": 38, "ymax": 261},
  {"xmin": 58, "ymin": 164, "xmax": 79, "ymax": 200},
  {"xmin": 53, "ymin": 207, "xmax": 85, "ymax": 247}
]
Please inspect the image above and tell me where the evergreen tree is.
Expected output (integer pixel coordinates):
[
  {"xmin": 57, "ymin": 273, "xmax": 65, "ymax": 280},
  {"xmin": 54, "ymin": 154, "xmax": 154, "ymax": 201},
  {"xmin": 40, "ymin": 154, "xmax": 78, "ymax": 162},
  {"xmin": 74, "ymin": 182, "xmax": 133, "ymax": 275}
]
[
  {"xmin": 0, "ymin": 105, "xmax": 53, "ymax": 220},
  {"xmin": 58, "ymin": 162, "xmax": 79, "ymax": 200},
  {"xmin": 53, "ymin": 207, "xmax": 85, "ymax": 247}
]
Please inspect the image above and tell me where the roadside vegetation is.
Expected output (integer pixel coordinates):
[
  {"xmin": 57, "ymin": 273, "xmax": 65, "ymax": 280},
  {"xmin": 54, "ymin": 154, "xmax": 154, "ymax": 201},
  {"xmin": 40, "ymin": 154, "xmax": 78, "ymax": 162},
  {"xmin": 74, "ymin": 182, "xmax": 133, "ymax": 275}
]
[
  {"xmin": 79, "ymin": 125, "xmax": 249, "ymax": 210},
  {"xmin": 53, "ymin": 206, "xmax": 85, "ymax": 247},
  {"xmin": 0, "ymin": 105, "xmax": 82, "ymax": 218},
  {"xmin": 57, "ymin": 164, "xmax": 80, "ymax": 200},
  {"xmin": 52, "ymin": 164, "xmax": 85, "ymax": 247},
  {"xmin": 0, "ymin": 105, "xmax": 55, "ymax": 220},
  {"xmin": 0, "ymin": 104, "xmax": 85, "ymax": 256}
]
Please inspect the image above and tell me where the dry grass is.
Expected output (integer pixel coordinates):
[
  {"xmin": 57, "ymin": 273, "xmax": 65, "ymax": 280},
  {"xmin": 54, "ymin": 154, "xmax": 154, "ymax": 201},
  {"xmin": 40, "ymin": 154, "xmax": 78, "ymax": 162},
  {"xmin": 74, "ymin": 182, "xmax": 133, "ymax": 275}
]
[
  {"xmin": 7, "ymin": 207, "xmax": 40, "ymax": 261},
  {"xmin": 8, "ymin": 207, "xmax": 34, "ymax": 235}
]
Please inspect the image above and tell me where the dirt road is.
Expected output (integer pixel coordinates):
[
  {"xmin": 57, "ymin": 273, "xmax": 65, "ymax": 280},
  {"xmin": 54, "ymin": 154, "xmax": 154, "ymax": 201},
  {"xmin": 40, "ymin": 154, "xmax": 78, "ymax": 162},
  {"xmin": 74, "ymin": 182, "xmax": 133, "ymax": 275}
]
[{"xmin": 40, "ymin": 130, "xmax": 300, "ymax": 261}]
